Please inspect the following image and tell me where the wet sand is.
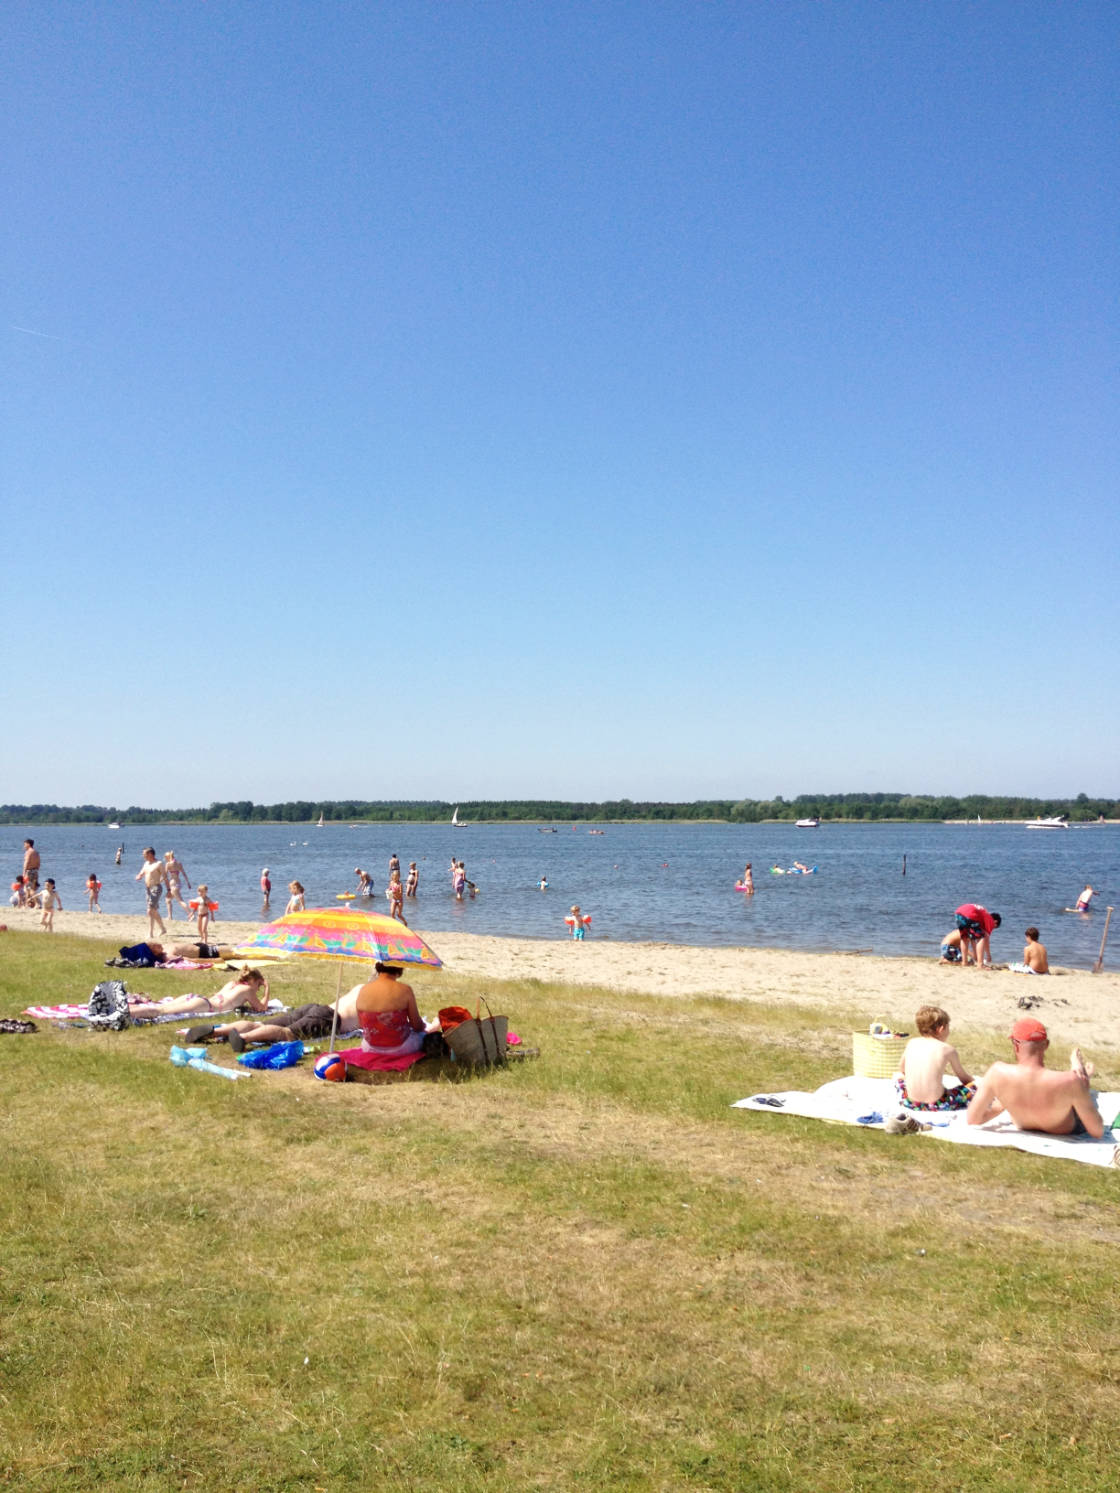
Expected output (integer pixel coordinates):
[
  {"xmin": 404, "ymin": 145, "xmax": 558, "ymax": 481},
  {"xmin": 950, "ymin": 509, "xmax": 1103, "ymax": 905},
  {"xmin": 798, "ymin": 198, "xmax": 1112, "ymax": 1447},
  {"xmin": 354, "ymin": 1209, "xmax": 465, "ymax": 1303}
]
[{"xmin": 7, "ymin": 905, "xmax": 1119, "ymax": 1053}]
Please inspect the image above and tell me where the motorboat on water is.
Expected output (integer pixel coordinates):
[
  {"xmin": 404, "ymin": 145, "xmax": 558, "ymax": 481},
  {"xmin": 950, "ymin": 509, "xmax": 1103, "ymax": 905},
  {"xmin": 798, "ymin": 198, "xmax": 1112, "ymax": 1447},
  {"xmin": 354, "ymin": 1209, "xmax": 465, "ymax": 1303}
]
[
  {"xmin": 795, "ymin": 817, "xmax": 820, "ymax": 828},
  {"xmin": 1025, "ymin": 816, "xmax": 1069, "ymax": 830}
]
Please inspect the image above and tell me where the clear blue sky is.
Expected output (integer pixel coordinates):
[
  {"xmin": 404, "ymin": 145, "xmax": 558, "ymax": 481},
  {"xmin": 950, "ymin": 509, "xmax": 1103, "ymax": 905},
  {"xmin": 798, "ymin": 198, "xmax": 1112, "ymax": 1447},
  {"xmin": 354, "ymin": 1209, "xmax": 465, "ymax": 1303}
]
[{"xmin": 3, "ymin": 2, "xmax": 1116, "ymax": 807}]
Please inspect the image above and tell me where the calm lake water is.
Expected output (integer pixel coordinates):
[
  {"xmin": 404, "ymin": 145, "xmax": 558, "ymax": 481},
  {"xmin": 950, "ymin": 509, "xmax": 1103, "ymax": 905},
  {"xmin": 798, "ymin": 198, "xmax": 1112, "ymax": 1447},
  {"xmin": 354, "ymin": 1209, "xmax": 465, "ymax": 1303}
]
[{"xmin": 7, "ymin": 821, "xmax": 1117, "ymax": 970}]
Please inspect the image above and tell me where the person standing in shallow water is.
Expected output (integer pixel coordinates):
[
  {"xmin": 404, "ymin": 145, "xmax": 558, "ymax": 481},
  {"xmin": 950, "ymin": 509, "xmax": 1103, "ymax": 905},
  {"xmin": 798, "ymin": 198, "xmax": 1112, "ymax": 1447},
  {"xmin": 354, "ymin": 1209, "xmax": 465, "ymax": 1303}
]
[
  {"xmin": 22, "ymin": 840, "xmax": 40, "ymax": 895},
  {"xmin": 387, "ymin": 869, "xmax": 406, "ymax": 924},
  {"xmin": 164, "ymin": 851, "xmax": 191, "ymax": 918}
]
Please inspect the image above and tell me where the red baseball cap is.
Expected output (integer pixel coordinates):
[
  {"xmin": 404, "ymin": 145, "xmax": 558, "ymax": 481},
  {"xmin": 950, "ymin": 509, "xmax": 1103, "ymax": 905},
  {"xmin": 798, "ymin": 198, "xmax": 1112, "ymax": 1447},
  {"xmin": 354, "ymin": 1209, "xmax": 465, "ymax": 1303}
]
[{"xmin": 1010, "ymin": 1017, "xmax": 1047, "ymax": 1043}]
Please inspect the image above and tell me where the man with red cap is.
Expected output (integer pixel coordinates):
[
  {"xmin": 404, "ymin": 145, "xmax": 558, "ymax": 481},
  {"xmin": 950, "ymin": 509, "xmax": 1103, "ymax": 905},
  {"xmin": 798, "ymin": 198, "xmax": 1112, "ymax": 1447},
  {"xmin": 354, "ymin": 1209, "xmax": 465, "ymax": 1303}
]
[{"xmin": 966, "ymin": 1018, "xmax": 1104, "ymax": 1137}]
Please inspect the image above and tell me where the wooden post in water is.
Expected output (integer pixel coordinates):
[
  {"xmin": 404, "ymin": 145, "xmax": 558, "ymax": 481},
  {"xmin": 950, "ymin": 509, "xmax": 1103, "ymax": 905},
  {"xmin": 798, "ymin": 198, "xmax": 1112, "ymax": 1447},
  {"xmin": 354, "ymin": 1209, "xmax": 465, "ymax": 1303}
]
[
  {"xmin": 902, "ymin": 854, "xmax": 907, "ymax": 877},
  {"xmin": 1092, "ymin": 906, "xmax": 1113, "ymax": 974}
]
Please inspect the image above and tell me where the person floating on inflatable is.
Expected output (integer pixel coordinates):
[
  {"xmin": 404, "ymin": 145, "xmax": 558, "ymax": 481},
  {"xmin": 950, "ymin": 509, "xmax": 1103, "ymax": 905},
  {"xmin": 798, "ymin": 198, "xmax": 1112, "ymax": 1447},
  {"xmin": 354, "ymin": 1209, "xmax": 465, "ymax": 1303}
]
[
  {"xmin": 538, "ymin": 875, "xmax": 549, "ymax": 891},
  {"xmin": 565, "ymin": 905, "xmax": 591, "ymax": 940}
]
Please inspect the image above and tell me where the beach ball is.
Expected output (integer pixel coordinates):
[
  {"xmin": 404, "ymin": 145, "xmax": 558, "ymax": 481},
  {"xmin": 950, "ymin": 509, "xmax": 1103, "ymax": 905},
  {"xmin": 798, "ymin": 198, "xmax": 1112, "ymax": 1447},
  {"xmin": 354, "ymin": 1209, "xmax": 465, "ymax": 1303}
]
[{"xmin": 313, "ymin": 1052, "xmax": 347, "ymax": 1083}]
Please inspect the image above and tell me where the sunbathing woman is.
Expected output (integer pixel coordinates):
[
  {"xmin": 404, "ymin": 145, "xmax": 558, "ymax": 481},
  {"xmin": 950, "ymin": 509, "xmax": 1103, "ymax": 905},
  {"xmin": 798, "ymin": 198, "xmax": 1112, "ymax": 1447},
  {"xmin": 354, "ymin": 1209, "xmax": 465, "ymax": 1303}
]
[{"xmin": 128, "ymin": 969, "xmax": 270, "ymax": 1019}]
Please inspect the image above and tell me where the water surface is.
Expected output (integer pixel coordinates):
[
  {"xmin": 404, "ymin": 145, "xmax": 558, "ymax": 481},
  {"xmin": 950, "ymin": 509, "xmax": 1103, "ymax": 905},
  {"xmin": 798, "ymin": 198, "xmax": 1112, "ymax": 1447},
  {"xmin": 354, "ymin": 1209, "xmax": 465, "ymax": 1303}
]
[{"xmin": 8, "ymin": 821, "xmax": 1117, "ymax": 969}]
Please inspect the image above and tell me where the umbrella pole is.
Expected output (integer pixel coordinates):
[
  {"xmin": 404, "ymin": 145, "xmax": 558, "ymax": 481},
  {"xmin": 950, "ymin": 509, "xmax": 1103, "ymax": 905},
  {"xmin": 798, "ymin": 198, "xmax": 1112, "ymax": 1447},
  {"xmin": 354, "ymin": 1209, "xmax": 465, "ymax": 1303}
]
[{"xmin": 327, "ymin": 962, "xmax": 344, "ymax": 1054}]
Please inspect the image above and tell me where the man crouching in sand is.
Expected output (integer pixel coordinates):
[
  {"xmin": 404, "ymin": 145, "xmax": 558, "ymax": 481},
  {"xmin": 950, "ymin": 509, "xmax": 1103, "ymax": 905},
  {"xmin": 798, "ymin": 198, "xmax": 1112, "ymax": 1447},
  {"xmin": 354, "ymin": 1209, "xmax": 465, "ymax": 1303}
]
[{"xmin": 966, "ymin": 1017, "xmax": 1104, "ymax": 1137}]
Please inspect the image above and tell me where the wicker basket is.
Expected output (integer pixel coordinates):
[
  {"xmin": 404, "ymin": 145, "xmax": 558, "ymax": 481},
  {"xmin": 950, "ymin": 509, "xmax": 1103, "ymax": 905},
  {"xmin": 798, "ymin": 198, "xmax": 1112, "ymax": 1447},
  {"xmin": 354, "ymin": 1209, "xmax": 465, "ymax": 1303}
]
[{"xmin": 852, "ymin": 1031, "xmax": 907, "ymax": 1078}]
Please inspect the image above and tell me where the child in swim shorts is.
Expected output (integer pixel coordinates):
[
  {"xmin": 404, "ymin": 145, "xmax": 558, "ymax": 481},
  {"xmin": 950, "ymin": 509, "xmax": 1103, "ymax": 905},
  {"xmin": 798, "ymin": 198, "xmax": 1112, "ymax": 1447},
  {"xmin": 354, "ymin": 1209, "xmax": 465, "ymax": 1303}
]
[{"xmin": 896, "ymin": 1005, "xmax": 977, "ymax": 1111}]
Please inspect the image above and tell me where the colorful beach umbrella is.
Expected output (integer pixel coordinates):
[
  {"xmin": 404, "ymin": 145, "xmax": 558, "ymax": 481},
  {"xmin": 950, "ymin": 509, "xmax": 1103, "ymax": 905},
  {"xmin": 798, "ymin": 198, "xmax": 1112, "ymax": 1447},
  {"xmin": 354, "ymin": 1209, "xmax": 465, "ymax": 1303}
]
[
  {"xmin": 233, "ymin": 906, "xmax": 443, "ymax": 969},
  {"xmin": 233, "ymin": 907, "xmax": 443, "ymax": 1055}
]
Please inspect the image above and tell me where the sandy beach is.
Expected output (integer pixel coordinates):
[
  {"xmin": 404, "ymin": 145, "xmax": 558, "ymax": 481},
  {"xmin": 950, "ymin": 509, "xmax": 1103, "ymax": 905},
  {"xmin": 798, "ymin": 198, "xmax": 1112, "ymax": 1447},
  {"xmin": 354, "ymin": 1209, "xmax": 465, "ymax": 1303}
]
[{"xmin": 7, "ymin": 905, "xmax": 1120, "ymax": 1054}]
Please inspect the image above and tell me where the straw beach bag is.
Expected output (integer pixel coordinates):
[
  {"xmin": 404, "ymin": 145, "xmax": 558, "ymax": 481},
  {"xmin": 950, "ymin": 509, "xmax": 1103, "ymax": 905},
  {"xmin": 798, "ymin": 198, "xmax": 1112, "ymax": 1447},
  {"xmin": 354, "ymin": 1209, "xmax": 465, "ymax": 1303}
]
[
  {"xmin": 444, "ymin": 998, "xmax": 508, "ymax": 1068},
  {"xmin": 852, "ymin": 1022, "xmax": 907, "ymax": 1079}
]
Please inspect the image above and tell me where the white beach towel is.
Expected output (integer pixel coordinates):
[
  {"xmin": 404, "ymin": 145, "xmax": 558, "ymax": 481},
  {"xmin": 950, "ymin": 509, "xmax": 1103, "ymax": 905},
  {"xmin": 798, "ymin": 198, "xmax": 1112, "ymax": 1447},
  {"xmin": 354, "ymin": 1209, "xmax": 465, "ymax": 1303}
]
[{"xmin": 733, "ymin": 1076, "xmax": 1120, "ymax": 1169}]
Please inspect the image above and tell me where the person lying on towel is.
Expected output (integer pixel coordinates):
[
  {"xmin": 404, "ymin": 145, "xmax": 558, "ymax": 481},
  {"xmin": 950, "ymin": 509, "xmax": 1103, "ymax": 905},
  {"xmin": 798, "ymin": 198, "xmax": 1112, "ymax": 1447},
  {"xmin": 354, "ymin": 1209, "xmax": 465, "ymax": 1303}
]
[
  {"xmin": 195, "ymin": 985, "xmax": 364, "ymax": 1051},
  {"xmin": 128, "ymin": 969, "xmax": 270, "ymax": 1020}
]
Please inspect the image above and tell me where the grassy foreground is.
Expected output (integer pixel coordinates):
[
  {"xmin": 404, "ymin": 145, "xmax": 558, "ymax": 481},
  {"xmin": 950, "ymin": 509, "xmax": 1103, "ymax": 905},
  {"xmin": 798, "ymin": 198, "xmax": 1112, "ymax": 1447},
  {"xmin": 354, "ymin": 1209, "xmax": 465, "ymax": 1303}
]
[{"xmin": 2, "ymin": 932, "xmax": 1119, "ymax": 1492}]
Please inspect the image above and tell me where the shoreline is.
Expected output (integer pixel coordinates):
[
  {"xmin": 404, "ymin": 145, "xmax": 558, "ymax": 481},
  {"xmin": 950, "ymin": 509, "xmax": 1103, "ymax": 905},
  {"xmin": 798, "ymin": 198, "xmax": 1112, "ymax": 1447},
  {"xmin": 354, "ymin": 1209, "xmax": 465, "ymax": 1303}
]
[
  {"xmin": 5, "ymin": 819, "xmax": 1119, "ymax": 827},
  {"xmin": 7, "ymin": 906, "xmax": 1120, "ymax": 1053}
]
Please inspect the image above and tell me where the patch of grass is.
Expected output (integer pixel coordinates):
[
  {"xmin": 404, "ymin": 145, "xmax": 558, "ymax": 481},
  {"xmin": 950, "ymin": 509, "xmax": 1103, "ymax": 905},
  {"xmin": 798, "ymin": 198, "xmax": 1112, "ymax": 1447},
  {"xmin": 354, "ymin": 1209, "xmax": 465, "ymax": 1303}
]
[{"xmin": 2, "ymin": 931, "xmax": 1120, "ymax": 1490}]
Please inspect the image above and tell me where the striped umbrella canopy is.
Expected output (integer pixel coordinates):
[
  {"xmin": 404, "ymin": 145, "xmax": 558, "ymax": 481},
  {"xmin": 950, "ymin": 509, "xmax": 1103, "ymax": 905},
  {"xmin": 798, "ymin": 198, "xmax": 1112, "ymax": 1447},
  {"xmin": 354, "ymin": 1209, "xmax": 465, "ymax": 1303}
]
[{"xmin": 233, "ymin": 906, "xmax": 443, "ymax": 969}]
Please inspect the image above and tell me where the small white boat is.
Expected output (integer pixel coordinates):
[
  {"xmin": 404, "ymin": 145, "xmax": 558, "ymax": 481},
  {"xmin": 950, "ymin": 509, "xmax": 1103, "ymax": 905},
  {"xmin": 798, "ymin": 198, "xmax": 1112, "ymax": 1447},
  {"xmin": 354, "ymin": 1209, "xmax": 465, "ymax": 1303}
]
[
  {"xmin": 107, "ymin": 822, "xmax": 120, "ymax": 830},
  {"xmin": 1025, "ymin": 816, "xmax": 1069, "ymax": 830},
  {"xmin": 452, "ymin": 806, "xmax": 468, "ymax": 828},
  {"xmin": 795, "ymin": 817, "xmax": 820, "ymax": 828}
]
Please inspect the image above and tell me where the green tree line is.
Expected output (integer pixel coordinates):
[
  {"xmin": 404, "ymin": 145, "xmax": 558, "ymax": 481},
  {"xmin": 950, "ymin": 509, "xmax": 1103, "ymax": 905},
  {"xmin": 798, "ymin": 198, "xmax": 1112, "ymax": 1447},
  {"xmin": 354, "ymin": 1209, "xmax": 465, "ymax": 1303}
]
[{"xmin": 2, "ymin": 793, "xmax": 1116, "ymax": 825}]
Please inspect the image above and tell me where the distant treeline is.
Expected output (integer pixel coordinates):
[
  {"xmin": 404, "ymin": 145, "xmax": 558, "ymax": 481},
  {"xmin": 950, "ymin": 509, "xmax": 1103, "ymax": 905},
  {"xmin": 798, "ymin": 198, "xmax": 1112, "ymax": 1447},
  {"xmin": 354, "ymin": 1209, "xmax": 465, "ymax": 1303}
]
[{"xmin": 2, "ymin": 793, "xmax": 1117, "ymax": 825}]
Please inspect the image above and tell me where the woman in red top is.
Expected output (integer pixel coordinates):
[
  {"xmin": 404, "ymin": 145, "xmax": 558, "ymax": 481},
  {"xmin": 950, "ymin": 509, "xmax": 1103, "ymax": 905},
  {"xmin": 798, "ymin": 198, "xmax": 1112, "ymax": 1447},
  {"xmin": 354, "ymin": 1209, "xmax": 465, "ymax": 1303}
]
[{"xmin": 356, "ymin": 962, "xmax": 426, "ymax": 1057}]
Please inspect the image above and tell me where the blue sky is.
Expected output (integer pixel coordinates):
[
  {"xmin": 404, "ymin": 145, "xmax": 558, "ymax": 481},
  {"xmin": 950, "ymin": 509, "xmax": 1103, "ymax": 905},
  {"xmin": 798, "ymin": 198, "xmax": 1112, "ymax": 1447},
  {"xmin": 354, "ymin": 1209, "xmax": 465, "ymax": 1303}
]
[{"xmin": 3, "ymin": 2, "xmax": 1116, "ymax": 806}]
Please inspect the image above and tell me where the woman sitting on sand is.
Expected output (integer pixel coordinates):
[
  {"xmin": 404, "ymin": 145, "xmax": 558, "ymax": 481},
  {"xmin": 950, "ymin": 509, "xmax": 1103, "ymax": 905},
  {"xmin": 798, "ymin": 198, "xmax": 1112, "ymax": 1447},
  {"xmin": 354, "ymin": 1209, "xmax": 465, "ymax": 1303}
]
[{"xmin": 128, "ymin": 969, "xmax": 270, "ymax": 1019}]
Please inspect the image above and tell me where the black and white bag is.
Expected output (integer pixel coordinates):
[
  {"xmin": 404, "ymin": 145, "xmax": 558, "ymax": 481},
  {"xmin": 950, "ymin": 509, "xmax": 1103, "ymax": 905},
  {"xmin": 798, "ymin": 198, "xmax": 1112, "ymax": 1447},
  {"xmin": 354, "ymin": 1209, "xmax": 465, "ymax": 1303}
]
[{"xmin": 87, "ymin": 979, "xmax": 131, "ymax": 1031}]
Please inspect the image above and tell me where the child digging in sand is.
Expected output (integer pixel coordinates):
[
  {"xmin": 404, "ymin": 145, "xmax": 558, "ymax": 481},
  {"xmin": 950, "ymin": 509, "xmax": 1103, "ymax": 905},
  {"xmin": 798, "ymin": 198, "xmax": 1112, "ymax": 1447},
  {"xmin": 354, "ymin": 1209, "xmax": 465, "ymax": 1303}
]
[{"xmin": 895, "ymin": 1005, "xmax": 977, "ymax": 1112}]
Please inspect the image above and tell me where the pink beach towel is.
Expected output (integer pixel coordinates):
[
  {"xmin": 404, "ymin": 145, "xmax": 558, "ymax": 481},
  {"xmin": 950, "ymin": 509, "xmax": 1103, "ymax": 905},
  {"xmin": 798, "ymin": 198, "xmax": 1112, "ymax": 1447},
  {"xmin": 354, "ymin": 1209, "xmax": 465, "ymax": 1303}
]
[{"xmin": 336, "ymin": 1045, "xmax": 427, "ymax": 1073}]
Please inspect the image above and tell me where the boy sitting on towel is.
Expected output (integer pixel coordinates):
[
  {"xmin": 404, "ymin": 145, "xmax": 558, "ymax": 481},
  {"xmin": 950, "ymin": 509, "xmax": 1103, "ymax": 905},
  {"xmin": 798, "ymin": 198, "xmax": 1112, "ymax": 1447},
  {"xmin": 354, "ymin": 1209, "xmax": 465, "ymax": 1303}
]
[{"xmin": 895, "ymin": 1005, "xmax": 977, "ymax": 1112}]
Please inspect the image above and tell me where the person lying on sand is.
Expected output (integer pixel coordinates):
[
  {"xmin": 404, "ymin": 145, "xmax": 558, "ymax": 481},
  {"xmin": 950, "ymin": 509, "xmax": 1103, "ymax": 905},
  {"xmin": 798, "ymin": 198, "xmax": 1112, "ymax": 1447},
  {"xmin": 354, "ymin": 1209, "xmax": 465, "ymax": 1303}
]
[
  {"xmin": 128, "ymin": 969, "xmax": 270, "ymax": 1019},
  {"xmin": 966, "ymin": 1018, "xmax": 1103, "ymax": 1137}
]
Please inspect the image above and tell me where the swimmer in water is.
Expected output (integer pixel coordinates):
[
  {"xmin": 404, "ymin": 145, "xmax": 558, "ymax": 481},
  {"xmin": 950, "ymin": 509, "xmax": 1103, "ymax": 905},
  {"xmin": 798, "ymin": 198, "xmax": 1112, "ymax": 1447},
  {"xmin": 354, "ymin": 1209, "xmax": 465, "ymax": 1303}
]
[
  {"xmin": 538, "ymin": 875, "xmax": 548, "ymax": 891},
  {"xmin": 742, "ymin": 863, "xmax": 754, "ymax": 895}
]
